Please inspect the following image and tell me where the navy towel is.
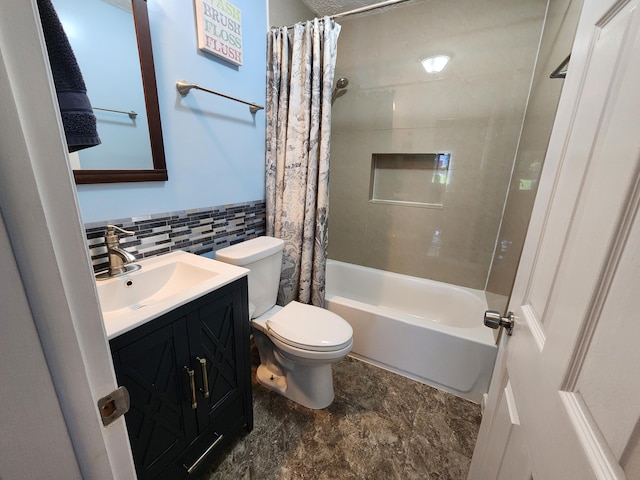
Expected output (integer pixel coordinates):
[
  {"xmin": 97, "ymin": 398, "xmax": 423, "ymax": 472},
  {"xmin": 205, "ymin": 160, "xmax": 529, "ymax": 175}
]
[{"xmin": 37, "ymin": 0, "xmax": 101, "ymax": 152}]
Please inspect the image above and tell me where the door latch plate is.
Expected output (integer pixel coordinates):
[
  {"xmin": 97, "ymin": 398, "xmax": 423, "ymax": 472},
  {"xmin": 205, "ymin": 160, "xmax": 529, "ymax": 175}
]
[{"xmin": 97, "ymin": 386, "xmax": 130, "ymax": 426}]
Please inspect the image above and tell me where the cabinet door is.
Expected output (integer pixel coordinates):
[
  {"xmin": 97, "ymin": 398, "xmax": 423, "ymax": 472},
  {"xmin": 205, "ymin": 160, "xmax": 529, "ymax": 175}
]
[
  {"xmin": 111, "ymin": 318, "xmax": 197, "ymax": 480},
  {"xmin": 186, "ymin": 284, "xmax": 250, "ymax": 431}
]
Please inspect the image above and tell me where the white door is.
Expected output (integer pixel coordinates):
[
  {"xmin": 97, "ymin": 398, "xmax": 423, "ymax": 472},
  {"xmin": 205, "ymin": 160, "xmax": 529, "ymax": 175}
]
[
  {"xmin": 469, "ymin": 0, "xmax": 640, "ymax": 478},
  {"xmin": 0, "ymin": 1, "xmax": 136, "ymax": 477}
]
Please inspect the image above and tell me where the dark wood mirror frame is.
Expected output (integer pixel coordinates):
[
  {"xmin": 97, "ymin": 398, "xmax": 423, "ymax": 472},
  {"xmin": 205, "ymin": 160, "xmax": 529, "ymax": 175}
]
[{"xmin": 73, "ymin": 0, "xmax": 167, "ymax": 185}]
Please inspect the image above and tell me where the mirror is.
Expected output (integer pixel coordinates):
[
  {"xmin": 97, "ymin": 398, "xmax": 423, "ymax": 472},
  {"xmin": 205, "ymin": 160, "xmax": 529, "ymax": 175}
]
[{"xmin": 54, "ymin": 0, "xmax": 167, "ymax": 184}]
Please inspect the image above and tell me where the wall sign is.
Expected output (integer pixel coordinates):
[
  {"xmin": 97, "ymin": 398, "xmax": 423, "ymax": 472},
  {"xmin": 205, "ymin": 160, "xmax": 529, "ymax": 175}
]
[{"xmin": 195, "ymin": 0, "xmax": 243, "ymax": 66}]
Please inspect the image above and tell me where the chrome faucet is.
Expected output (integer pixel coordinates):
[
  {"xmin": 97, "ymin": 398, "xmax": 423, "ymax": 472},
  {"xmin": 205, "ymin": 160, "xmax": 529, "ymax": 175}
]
[{"xmin": 97, "ymin": 225, "xmax": 141, "ymax": 279}]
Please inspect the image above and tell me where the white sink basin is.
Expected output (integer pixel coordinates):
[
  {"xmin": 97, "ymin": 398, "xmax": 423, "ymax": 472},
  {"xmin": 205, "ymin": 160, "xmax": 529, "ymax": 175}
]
[{"xmin": 97, "ymin": 250, "xmax": 248, "ymax": 339}]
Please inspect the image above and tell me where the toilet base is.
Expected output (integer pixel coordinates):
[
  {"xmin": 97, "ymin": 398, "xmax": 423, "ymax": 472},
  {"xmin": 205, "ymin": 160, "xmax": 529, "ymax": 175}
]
[{"xmin": 255, "ymin": 361, "xmax": 335, "ymax": 410}]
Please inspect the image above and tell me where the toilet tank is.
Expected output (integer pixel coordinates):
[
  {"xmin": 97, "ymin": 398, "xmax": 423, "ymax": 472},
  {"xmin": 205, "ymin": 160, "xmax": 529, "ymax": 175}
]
[{"xmin": 215, "ymin": 237, "xmax": 285, "ymax": 318}]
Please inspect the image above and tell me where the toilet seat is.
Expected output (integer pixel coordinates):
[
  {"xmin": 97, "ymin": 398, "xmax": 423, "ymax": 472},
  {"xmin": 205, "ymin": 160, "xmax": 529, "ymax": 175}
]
[{"xmin": 265, "ymin": 301, "xmax": 353, "ymax": 352}]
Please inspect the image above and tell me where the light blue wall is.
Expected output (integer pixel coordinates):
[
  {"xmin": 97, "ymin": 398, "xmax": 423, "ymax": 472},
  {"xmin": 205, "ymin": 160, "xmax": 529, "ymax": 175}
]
[{"xmin": 76, "ymin": 0, "xmax": 267, "ymax": 223}]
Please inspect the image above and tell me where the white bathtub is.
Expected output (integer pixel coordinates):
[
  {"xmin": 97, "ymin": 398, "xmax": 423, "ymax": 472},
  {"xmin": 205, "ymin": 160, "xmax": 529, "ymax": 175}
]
[{"xmin": 325, "ymin": 260, "xmax": 497, "ymax": 403}]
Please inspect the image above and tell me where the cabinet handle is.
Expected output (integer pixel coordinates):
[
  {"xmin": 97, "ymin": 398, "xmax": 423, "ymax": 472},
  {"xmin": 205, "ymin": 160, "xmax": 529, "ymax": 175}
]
[
  {"xmin": 184, "ymin": 366, "xmax": 197, "ymax": 409},
  {"xmin": 196, "ymin": 356, "xmax": 210, "ymax": 399},
  {"xmin": 183, "ymin": 433, "xmax": 224, "ymax": 474}
]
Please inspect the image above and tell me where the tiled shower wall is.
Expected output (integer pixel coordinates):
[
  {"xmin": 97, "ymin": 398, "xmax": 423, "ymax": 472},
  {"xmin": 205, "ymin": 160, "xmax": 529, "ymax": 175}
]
[
  {"xmin": 84, "ymin": 200, "xmax": 265, "ymax": 273},
  {"xmin": 328, "ymin": 0, "xmax": 547, "ymax": 290}
]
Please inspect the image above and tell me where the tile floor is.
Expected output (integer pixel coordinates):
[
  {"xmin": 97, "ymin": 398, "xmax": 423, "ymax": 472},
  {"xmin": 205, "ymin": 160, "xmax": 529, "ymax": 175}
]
[{"xmin": 199, "ymin": 347, "xmax": 481, "ymax": 479}]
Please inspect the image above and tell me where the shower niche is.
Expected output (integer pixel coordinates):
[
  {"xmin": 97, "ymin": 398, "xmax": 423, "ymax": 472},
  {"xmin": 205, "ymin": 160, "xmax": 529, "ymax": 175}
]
[{"xmin": 369, "ymin": 153, "xmax": 450, "ymax": 208}]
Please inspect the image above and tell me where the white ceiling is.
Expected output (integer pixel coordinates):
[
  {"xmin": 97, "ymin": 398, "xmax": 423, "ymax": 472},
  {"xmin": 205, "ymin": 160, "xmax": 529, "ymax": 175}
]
[{"xmin": 300, "ymin": 0, "xmax": 385, "ymax": 16}]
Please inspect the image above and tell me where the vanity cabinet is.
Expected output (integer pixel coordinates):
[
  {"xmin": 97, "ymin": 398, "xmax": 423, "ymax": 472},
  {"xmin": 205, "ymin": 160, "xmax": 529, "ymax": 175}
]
[{"xmin": 109, "ymin": 277, "xmax": 252, "ymax": 480}]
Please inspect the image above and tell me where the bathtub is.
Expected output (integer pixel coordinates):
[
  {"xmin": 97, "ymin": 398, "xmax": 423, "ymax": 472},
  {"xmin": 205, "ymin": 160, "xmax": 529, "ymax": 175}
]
[{"xmin": 325, "ymin": 260, "xmax": 497, "ymax": 403}]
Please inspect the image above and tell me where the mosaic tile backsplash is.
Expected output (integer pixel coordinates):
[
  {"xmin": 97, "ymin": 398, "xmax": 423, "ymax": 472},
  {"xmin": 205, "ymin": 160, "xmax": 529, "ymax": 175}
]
[{"xmin": 84, "ymin": 200, "xmax": 266, "ymax": 273}]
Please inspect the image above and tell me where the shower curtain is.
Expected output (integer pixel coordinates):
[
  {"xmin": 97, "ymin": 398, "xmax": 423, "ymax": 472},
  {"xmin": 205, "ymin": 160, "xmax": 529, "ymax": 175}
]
[{"xmin": 265, "ymin": 17, "xmax": 341, "ymax": 307}]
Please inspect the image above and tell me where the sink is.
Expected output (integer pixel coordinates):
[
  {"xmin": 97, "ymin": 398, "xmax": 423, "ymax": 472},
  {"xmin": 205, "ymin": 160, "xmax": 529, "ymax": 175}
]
[
  {"xmin": 98, "ymin": 261, "xmax": 217, "ymax": 313},
  {"xmin": 96, "ymin": 250, "xmax": 248, "ymax": 339}
]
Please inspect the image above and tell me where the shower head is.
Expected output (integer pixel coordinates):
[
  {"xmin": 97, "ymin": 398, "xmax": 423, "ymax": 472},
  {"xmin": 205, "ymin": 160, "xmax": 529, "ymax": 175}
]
[
  {"xmin": 332, "ymin": 77, "xmax": 350, "ymax": 104},
  {"xmin": 335, "ymin": 77, "xmax": 349, "ymax": 89}
]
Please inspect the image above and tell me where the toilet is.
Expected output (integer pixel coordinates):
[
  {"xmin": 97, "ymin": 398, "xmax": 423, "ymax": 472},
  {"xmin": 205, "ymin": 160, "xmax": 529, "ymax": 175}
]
[{"xmin": 215, "ymin": 236, "xmax": 353, "ymax": 409}]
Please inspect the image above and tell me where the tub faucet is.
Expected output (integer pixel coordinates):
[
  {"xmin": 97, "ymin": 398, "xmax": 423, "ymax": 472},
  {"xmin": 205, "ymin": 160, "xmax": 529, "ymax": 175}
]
[{"xmin": 101, "ymin": 225, "xmax": 141, "ymax": 278}]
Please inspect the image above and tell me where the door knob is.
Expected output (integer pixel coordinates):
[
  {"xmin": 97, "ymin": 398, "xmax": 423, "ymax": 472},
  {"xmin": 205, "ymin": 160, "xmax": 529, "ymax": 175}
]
[{"xmin": 484, "ymin": 310, "xmax": 515, "ymax": 336}]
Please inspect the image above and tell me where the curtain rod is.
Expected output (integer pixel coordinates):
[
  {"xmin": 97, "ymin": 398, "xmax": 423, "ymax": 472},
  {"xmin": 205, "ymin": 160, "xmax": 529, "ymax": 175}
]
[{"xmin": 275, "ymin": 0, "xmax": 414, "ymax": 29}]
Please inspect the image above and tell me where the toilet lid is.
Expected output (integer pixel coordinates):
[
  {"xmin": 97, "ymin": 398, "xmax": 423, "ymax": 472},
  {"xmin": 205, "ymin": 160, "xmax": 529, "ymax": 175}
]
[{"xmin": 266, "ymin": 301, "xmax": 353, "ymax": 352}]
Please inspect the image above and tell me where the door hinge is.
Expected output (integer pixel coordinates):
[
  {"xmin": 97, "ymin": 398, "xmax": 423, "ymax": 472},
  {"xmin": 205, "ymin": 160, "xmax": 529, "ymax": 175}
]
[{"xmin": 97, "ymin": 386, "xmax": 130, "ymax": 426}]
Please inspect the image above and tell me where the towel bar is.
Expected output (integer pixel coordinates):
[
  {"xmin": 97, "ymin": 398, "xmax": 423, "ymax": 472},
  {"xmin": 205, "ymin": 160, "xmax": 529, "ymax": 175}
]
[
  {"xmin": 93, "ymin": 106, "xmax": 138, "ymax": 119},
  {"xmin": 176, "ymin": 80, "xmax": 264, "ymax": 113}
]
